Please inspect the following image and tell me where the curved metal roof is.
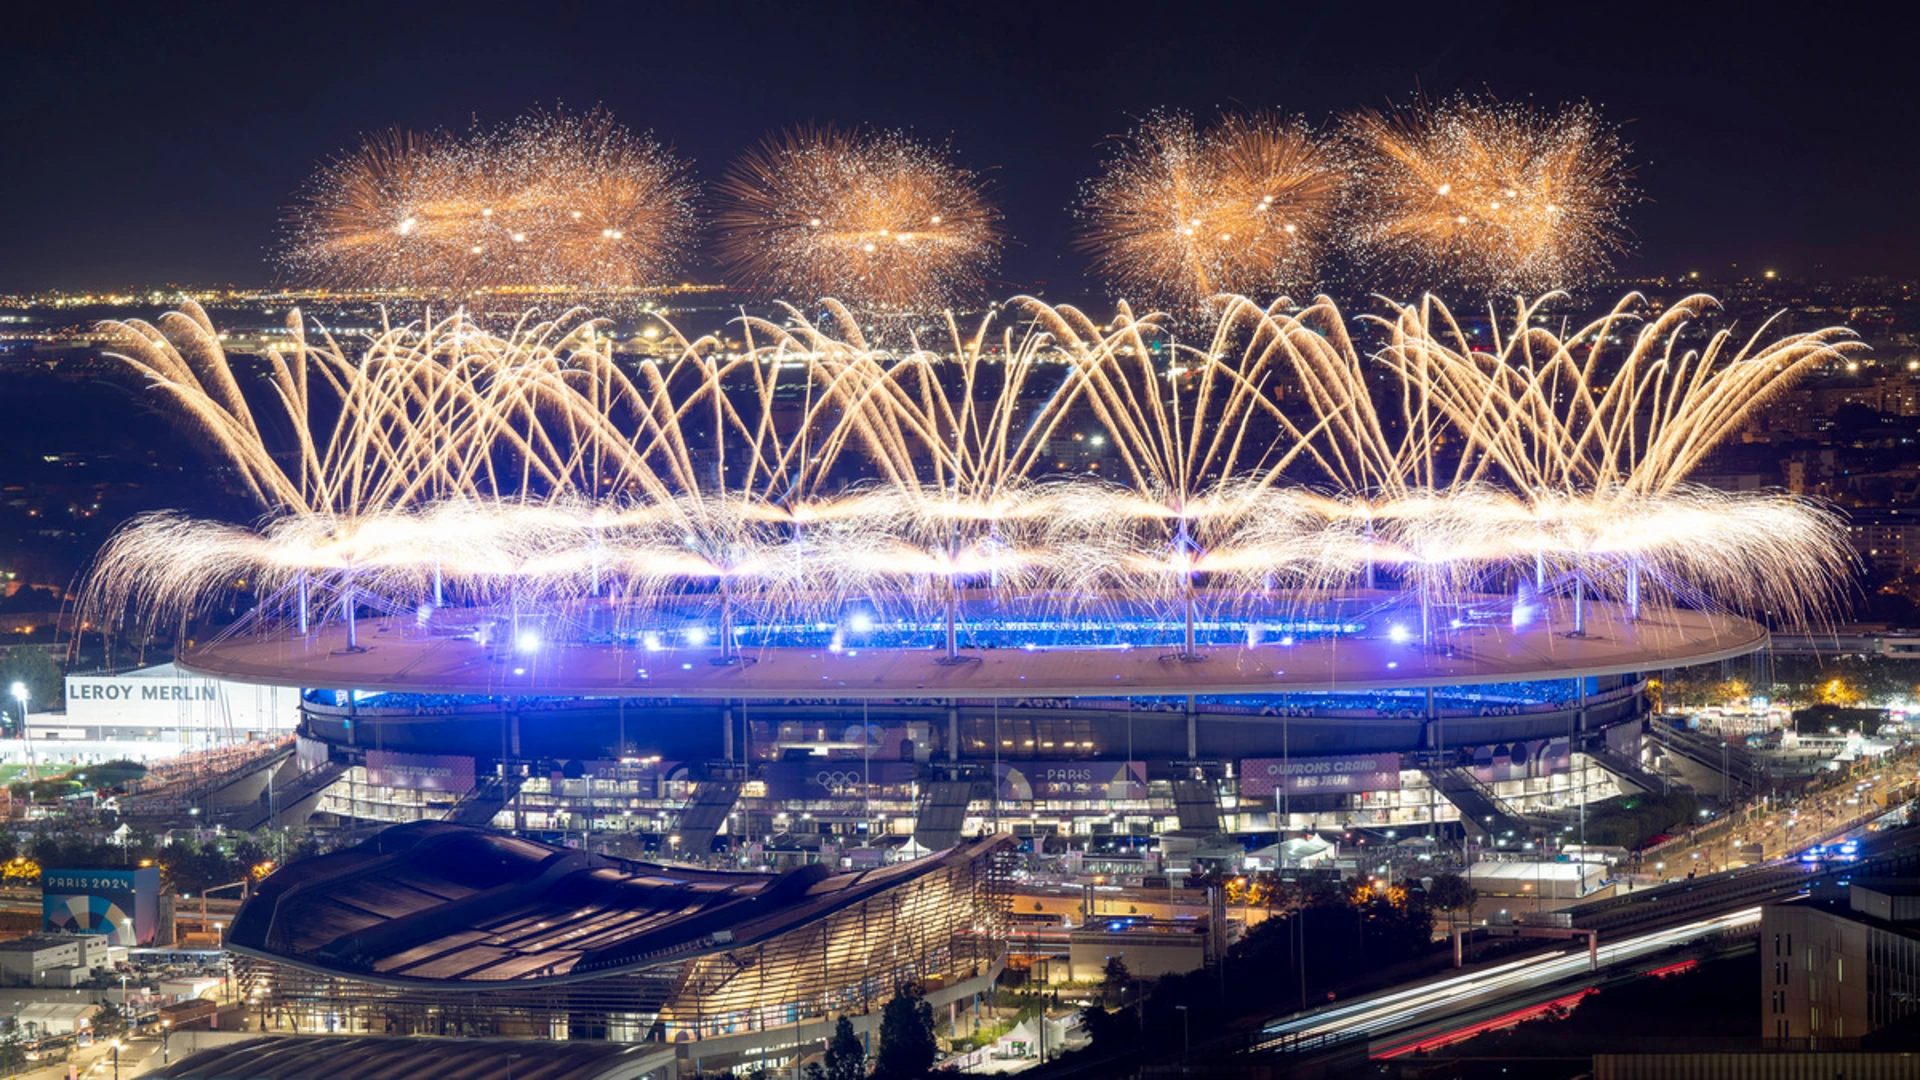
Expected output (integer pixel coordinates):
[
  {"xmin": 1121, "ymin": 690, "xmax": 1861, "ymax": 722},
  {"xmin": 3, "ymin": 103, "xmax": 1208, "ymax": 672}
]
[{"xmin": 228, "ymin": 822, "xmax": 1006, "ymax": 989}]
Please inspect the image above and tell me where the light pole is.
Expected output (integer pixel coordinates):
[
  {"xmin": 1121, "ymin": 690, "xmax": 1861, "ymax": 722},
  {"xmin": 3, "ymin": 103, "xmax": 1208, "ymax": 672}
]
[
  {"xmin": 1175, "ymin": 1004, "xmax": 1190, "ymax": 1064},
  {"xmin": 111, "ymin": 1038, "xmax": 122, "ymax": 1080},
  {"xmin": 10, "ymin": 681, "xmax": 34, "ymax": 781}
]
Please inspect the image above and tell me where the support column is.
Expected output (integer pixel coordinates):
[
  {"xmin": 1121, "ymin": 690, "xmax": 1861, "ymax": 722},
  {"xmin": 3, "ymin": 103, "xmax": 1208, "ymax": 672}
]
[
  {"xmin": 1186, "ymin": 696, "xmax": 1197, "ymax": 761},
  {"xmin": 948, "ymin": 704, "xmax": 960, "ymax": 762},
  {"xmin": 723, "ymin": 703, "xmax": 735, "ymax": 762}
]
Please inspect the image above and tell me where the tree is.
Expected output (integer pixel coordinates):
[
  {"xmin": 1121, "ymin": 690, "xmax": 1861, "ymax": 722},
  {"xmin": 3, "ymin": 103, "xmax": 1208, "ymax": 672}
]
[
  {"xmin": 1101, "ymin": 956, "xmax": 1131, "ymax": 1006},
  {"xmin": 93, "ymin": 1001, "xmax": 128, "ymax": 1041},
  {"xmin": 0, "ymin": 1029, "xmax": 27, "ymax": 1074},
  {"xmin": 0, "ymin": 645, "xmax": 64, "ymax": 714},
  {"xmin": 824, "ymin": 1014, "xmax": 864, "ymax": 1080},
  {"xmin": 872, "ymin": 984, "xmax": 938, "ymax": 1079},
  {"xmin": 1426, "ymin": 872, "xmax": 1475, "ymax": 932}
]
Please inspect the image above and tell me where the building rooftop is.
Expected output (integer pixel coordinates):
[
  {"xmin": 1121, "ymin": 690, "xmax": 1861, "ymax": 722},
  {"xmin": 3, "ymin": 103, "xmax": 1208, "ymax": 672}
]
[
  {"xmin": 229, "ymin": 821, "xmax": 1007, "ymax": 988},
  {"xmin": 0, "ymin": 934, "xmax": 95, "ymax": 953}
]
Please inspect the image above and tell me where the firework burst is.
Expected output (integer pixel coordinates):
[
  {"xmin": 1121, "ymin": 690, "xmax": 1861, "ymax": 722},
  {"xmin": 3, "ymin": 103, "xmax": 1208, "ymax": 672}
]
[
  {"xmin": 281, "ymin": 107, "xmax": 699, "ymax": 297},
  {"xmin": 1077, "ymin": 110, "xmax": 1344, "ymax": 315},
  {"xmin": 1342, "ymin": 95, "xmax": 1635, "ymax": 295},
  {"xmin": 714, "ymin": 126, "xmax": 1002, "ymax": 310}
]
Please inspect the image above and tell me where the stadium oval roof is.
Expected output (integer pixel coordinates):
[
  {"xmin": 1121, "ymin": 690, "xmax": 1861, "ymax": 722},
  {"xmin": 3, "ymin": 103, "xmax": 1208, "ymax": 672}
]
[{"xmin": 179, "ymin": 599, "xmax": 1767, "ymax": 699}]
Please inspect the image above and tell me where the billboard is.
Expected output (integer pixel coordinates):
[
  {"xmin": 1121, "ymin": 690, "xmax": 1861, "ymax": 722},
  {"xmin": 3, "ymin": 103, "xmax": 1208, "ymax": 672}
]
[
  {"xmin": 63, "ymin": 665, "xmax": 302, "ymax": 736},
  {"xmin": 364, "ymin": 749, "xmax": 476, "ymax": 793},
  {"xmin": 995, "ymin": 762, "xmax": 1146, "ymax": 802},
  {"xmin": 42, "ymin": 866, "xmax": 160, "ymax": 945},
  {"xmin": 1239, "ymin": 753, "xmax": 1402, "ymax": 798}
]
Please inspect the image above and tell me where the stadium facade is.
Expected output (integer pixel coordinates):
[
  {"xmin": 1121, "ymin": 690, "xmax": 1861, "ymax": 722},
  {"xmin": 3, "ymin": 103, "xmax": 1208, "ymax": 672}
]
[
  {"xmin": 172, "ymin": 592, "xmax": 1765, "ymax": 853},
  {"xmin": 229, "ymin": 822, "xmax": 1011, "ymax": 1068}
]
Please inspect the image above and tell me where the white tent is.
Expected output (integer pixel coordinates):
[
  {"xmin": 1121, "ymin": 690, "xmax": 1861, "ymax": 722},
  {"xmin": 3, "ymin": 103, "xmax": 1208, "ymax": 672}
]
[
  {"xmin": 892, "ymin": 838, "xmax": 935, "ymax": 861},
  {"xmin": 12, "ymin": 1000, "xmax": 99, "ymax": 1036}
]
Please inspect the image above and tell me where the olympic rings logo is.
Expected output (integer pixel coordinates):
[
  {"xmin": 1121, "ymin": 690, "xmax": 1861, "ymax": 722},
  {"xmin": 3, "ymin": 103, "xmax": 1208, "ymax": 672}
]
[{"xmin": 814, "ymin": 771, "xmax": 869, "ymax": 790}]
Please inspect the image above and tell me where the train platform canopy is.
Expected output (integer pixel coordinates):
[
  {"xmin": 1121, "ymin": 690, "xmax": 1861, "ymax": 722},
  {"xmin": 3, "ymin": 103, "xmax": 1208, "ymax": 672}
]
[{"xmin": 144, "ymin": 1035, "xmax": 672, "ymax": 1079}]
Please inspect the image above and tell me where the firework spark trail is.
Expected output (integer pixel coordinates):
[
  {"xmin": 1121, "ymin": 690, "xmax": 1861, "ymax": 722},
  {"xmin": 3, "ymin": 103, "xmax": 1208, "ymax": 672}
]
[
  {"xmin": 281, "ymin": 107, "xmax": 700, "ymax": 297},
  {"xmin": 83, "ymin": 293, "xmax": 1857, "ymax": 639},
  {"xmin": 1342, "ymin": 96, "xmax": 1635, "ymax": 295},
  {"xmin": 715, "ymin": 126, "xmax": 1003, "ymax": 311},
  {"xmin": 1077, "ymin": 111, "xmax": 1345, "ymax": 316}
]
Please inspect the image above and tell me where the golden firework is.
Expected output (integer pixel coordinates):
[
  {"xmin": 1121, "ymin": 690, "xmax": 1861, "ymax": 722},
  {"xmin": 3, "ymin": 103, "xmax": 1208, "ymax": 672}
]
[
  {"xmin": 84, "ymin": 292, "xmax": 1858, "ymax": 640},
  {"xmin": 714, "ymin": 126, "xmax": 1002, "ymax": 310},
  {"xmin": 1076, "ymin": 110, "xmax": 1344, "ymax": 315},
  {"xmin": 1343, "ymin": 95, "xmax": 1634, "ymax": 294},
  {"xmin": 281, "ymin": 107, "xmax": 699, "ymax": 297}
]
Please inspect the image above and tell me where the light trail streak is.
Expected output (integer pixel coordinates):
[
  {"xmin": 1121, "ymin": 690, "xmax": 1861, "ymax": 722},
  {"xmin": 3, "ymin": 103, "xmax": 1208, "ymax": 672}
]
[{"xmin": 1253, "ymin": 906, "xmax": 1762, "ymax": 1054}]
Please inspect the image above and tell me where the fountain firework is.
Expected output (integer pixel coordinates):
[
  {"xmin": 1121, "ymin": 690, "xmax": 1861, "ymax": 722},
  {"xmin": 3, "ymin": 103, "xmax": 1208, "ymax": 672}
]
[{"xmin": 82, "ymin": 292, "xmax": 1855, "ymax": 648}]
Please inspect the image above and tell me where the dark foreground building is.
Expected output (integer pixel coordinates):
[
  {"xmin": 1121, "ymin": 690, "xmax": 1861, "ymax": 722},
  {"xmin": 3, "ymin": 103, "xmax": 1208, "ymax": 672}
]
[{"xmin": 227, "ymin": 822, "xmax": 1011, "ymax": 1071}]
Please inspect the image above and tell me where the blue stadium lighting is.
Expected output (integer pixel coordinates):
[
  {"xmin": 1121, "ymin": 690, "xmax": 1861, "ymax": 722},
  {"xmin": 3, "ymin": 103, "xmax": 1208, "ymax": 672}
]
[
  {"xmin": 848, "ymin": 612, "xmax": 875, "ymax": 634},
  {"xmin": 686, "ymin": 627, "xmax": 710, "ymax": 646},
  {"xmin": 515, "ymin": 629, "xmax": 541, "ymax": 654},
  {"xmin": 1388, "ymin": 624, "xmax": 1411, "ymax": 644}
]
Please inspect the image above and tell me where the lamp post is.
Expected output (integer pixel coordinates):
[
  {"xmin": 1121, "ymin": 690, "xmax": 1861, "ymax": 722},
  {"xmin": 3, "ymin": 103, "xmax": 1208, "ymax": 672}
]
[
  {"xmin": 10, "ymin": 682, "xmax": 33, "ymax": 781},
  {"xmin": 111, "ymin": 1038, "xmax": 122, "ymax": 1080}
]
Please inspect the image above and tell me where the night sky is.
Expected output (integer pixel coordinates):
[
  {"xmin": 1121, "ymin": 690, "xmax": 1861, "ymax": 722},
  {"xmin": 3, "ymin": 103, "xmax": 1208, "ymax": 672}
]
[{"xmin": 4, "ymin": 0, "xmax": 1915, "ymax": 295}]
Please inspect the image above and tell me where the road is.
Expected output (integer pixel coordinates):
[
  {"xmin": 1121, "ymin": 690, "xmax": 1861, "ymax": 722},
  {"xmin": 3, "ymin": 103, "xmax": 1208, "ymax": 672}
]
[{"xmin": 1245, "ymin": 906, "xmax": 1761, "ymax": 1057}]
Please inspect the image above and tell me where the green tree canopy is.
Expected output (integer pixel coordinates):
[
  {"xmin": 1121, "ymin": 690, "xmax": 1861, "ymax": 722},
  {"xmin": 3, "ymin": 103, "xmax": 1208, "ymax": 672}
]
[
  {"xmin": 872, "ymin": 984, "xmax": 938, "ymax": 1079},
  {"xmin": 824, "ymin": 1014, "xmax": 864, "ymax": 1080}
]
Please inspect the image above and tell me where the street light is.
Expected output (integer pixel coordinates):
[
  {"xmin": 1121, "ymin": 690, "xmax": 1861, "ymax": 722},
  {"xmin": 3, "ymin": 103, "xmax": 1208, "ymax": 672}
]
[
  {"xmin": 111, "ymin": 1038, "xmax": 122, "ymax": 1080},
  {"xmin": 9, "ymin": 682, "xmax": 33, "ymax": 779}
]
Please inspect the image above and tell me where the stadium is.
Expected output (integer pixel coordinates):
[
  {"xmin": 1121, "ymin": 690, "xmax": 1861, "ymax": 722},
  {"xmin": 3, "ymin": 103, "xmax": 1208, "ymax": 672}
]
[{"xmin": 83, "ymin": 292, "xmax": 1853, "ymax": 853}]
